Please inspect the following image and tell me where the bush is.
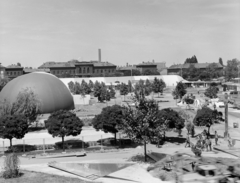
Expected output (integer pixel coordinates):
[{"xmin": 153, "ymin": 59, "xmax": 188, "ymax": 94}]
[
  {"xmin": 2, "ymin": 153, "xmax": 20, "ymax": 179},
  {"xmin": 54, "ymin": 139, "xmax": 89, "ymax": 150},
  {"xmin": 5, "ymin": 144, "xmax": 36, "ymax": 153}
]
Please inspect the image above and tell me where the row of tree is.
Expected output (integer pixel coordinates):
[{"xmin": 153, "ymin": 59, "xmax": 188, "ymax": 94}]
[{"xmin": 68, "ymin": 80, "xmax": 115, "ymax": 102}]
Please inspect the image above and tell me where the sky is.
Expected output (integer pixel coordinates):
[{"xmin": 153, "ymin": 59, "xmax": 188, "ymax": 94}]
[{"xmin": 0, "ymin": 0, "xmax": 239, "ymax": 68}]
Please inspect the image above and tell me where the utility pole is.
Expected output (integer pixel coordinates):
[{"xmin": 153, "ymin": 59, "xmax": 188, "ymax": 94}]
[{"xmin": 224, "ymin": 93, "xmax": 228, "ymax": 138}]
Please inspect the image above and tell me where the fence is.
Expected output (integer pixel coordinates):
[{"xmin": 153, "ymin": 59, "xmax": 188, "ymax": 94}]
[{"xmin": 0, "ymin": 132, "xmax": 130, "ymax": 154}]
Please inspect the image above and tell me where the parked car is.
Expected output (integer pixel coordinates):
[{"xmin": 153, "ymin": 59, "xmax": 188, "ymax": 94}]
[
  {"xmin": 55, "ymin": 139, "xmax": 89, "ymax": 149},
  {"xmin": 5, "ymin": 144, "xmax": 36, "ymax": 153},
  {"xmin": 215, "ymin": 101, "xmax": 225, "ymax": 108}
]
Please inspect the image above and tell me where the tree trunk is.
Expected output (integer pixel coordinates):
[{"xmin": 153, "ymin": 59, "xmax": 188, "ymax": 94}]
[
  {"xmin": 158, "ymin": 92, "xmax": 160, "ymax": 98},
  {"xmin": 62, "ymin": 136, "xmax": 65, "ymax": 152},
  {"xmin": 207, "ymin": 126, "xmax": 211, "ymax": 137},
  {"xmin": 10, "ymin": 138, "xmax": 12, "ymax": 148},
  {"xmin": 114, "ymin": 133, "xmax": 117, "ymax": 146},
  {"xmin": 144, "ymin": 141, "xmax": 147, "ymax": 162}
]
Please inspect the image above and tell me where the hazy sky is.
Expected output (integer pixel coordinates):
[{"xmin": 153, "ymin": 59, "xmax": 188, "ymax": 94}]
[{"xmin": 0, "ymin": 0, "xmax": 239, "ymax": 68}]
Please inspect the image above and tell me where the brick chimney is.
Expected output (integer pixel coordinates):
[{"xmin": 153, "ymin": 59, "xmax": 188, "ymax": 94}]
[{"xmin": 98, "ymin": 49, "xmax": 101, "ymax": 62}]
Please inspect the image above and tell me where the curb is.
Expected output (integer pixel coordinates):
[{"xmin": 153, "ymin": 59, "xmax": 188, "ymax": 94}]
[{"xmin": 213, "ymin": 146, "xmax": 239, "ymax": 158}]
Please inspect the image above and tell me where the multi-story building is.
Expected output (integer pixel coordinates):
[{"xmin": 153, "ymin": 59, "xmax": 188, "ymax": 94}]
[
  {"xmin": 167, "ymin": 63, "xmax": 224, "ymax": 75},
  {"xmin": 0, "ymin": 63, "xmax": 6, "ymax": 79},
  {"xmin": 5, "ymin": 65, "xmax": 24, "ymax": 80}
]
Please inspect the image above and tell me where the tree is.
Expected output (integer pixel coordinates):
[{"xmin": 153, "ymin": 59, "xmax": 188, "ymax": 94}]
[
  {"xmin": 142, "ymin": 69, "xmax": 160, "ymax": 75},
  {"xmin": 182, "ymin": 64, "xmax": 200, "ymax": 81},
  {"xmin": 68, "ymin": 81, "xmax": 75, "ymax": 94},
  {"xmin": 172, "ymin": 82, "xmax": 187, "ymax": 100},
  {"xmin": 0, "ymin": 77, "xmax": 9, "ymax": 92},
  {"xmin": 159, "ymin": 108, "xmax": 185, "ymax": 137},
  {"xmin": 225, "ymin": 58, "xmax": 240, "ymax": 81},
  {"xmin": 0, "ymin": 114, "xmax": 28, "ymax": 148},
  {"xmin": 120, "ymin": 83, "xmax": 129, "ymax": 101},
  {"xmin": 204, "ymin": 86, "xmax": 219, "ymax": 99},
  {"xmin": 81, "ymin": 80, "xmax": 91, "ymax": 95},
  {"xmin": 120, "ymin": 97, "xmax": 164, "ymax": 162},
  {"xmin": 11, "ymin": 87, "xmax": 41, "ymax": 123},
  {"xmin": 184, "ymin": 55, "xmax": 198, "ymax": 64},
  {"xmin": 128, "ymin": 80, "xmax": 133, "ymax": 93},
  {"xmin": 109, "ymin": 85, "xmax": 116, "ymax": 98},
  {"xmin": 193, "ymin": 107, "xmax": 222, "ymax": 135},
  {"xmin": 17, "ymin": 63, "xmax": 21, "ymax": 67},
  {"xmin": 92, "ymin": 105, "xmax": 123, "ymax": 144},
  {"xmin": 219, "ymin": 58, "xmax": 223, "ymax": 66},
  {"xmin": 134, "ymin": 80, "xmax": 151, "ymax": 96},
  {"xmin": 145, "ymin": 79, "xmax": 153, "ymax": 95},
  {"xmin": 132, "ymin": 69, "xmax": 141, "ymax": 76},
  {"xmin": 74, "ymin": 82, "xmax": 81, "ymax": 94},
  {"xmin": 45, "ymin": 110, "xmax": 83, "ymax": 151},
  {"xmin": 88, "ymin": 80, "xmax": 94, "ymax": 92},
  {"xmin": 152, "ymin": 77, "xmax": 166, "ymax": 97}
]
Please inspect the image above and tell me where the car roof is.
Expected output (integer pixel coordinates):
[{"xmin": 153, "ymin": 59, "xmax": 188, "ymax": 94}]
[{"xmin": 198, "ymin": 165, "xmax": 217, "ymax": 170}]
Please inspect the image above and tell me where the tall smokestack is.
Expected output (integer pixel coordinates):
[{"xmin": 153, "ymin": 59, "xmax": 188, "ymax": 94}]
[{"xmin": 98, "ymin": 49, "xmax": 101, "ymax": 62}]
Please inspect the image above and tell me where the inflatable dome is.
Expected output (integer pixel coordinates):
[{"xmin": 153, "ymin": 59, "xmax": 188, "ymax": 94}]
[{"xmin": 0, "ymin": 72, "xmax": 74, "ymax": 113}]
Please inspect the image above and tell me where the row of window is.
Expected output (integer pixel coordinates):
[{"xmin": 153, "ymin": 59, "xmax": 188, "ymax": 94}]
[
  {"xmin": 6, "ymin": 71, "xmax": 22, "ymax": 76},
  {"xmin": 51, "ymin": 69, "xmax": 116, "ymax": 75}
]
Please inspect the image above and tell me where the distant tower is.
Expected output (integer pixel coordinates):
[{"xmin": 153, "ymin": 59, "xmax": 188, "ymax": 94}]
[{"xmin": 98, "ymin": 49, "xmax": 101, "ymax": 62}]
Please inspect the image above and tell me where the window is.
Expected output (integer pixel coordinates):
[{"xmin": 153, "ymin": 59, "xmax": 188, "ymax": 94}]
[
  {"xmin": 101, "ymin": 70, "xmax": 103, "ymax": 73},
  {"xmin": 14, "ymin": 72, "xmax": 16, "ymax": 75},
  {"xmin": 83, "ymin": 68, "xmax": 85, "ymax": 73},
  {"xmin": 87, "ymin": 67, "xmax": 89, "ymax": 73}
]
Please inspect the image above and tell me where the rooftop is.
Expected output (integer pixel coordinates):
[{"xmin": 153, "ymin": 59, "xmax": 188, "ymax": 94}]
[
  {"xmin": 24, "ymin": 68, "xmax": 50, "ymax": 73},
  {"xmin": 137, "ymin": 62, "xmax": 157, "ymax": 66},
  {"xmin": 6, "ymin": 64, "xmax": 23, "ymax": 69}
]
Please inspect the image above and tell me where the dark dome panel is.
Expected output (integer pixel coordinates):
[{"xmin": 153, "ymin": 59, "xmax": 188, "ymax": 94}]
[{"xmin": 0, "ymin": 72, "xmax": 74, "ymax": 114}]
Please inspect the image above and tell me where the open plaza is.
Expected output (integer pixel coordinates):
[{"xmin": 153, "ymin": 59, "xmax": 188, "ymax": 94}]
[{"xmin": 0, "ymin": 72, "xmax": 240, "ymax": 183}]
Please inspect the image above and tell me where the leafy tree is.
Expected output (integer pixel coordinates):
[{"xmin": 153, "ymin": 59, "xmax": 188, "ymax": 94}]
[
  {"xmin": 68, "ymin": 81, "xmax": 75, "ymax": 94},
  {"xmin": 120, "ymin": 83, "xmax": 129, "ymax": 101},
  {"xmin": 0, "ymin": 77, "xmax": 9, "ymax": 92},
  {"xmin": 132, "ymin": 69, "xmax": 141, "ymax": 76},
  {"xmin": 92, "ymin": 105, "xmax": 123, "ymax": 144},
  {"xmin": 128, "ymin": 80, "xmax": 133, "ymax": 93},
  {"xmin": 142, "ymin": 69, "xmax": 160, "ymax": 75},
  {"xmin": 172, "ymin": 82, "xmax": 187, "ymax": 100},
  {"xmin": 134, "ymin": 80, "xmax": 151, "ymax": 96},
  {"xmin": 109, "ymin": 85, "xmax": 116, "ymax": 98},
  {"xmin": 152, "ymin": 77, "xmax": 166, "ymax": 97},
  {"xmin": 74, "ymin": 82, "xmax": 81, "ymax": 94},
  {"xmin": 206, "ymin": 63, "xmax": 223, "ymax": 80},
  {"xmin": 193, "ymin": 107, "xmax": 223, "ymax": 135},
  {"xmin": 0, "ymin": 114, "xmax": 28, "ymax": 148},
  {"xmin": 145, "ymin": 79, "xmax": 153, "ymax": 95},
  {"xmin": 182, "ymin": 64, "xmax": 200, "ymax": 81},
  {"xmin": 219, "ymin": 58, "xmax": 223, "ymax": 66},
  {"xmin": 45, "ymin": 110, "xmax": 83, "ymax": 151},
  {"xmin": 120, "ymin": 97, "xmax": 165, "ymax": 162},
  {"xmin": 11, "ymin": 88, "xmax": 41, "ymax": 123},
  {"xmin": 204, "ymin": 86, "xmax": 219, "ymax": 99},
  {"xmin": 225, "ymin": 58, "xmax": 240, "ymax": 81},
  {"xmin": 81, "ymin": 80, "xmax": 91, "ymax": 95},
  {"xmin": 159, "ymin": 108, "xmax": 185, "ymax": 137},
  {"xmin": 184, "ymin": 55, "xmax": 198, "ymax": 64},
  {"xmin": 88, "ymin": 80, "xmax": 94, "ymax": 91}
]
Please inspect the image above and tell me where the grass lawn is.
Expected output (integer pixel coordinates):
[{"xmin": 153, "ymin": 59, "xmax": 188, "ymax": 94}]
[{"xmin": 0, "ymin": 170, "xmax": 93, "ymax": 183}]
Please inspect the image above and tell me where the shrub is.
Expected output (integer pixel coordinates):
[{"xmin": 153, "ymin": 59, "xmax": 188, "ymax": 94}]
[
  {"xmin": 54, "ymin": 139, "xmax": 89, "ymax": 149},
  {"xmin": 5, "ymin": 144, "xmax": 36, "ymax": 153},
  {"xmin": 2, "ymin": 153, "xmax": 20, "ymax": 179}
]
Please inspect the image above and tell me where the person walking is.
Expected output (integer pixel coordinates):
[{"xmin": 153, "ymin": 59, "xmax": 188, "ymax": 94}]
[
  {"xmin": 214, "ymin": 131, "xmax": 218, "ymax": 146},
  {"xmin": 185, "ymin": 134, "xmax": 191, "ymax": 148},
  {"xmin": 206, "ymin": 136, "xmax": 212, "ymax": 151}
]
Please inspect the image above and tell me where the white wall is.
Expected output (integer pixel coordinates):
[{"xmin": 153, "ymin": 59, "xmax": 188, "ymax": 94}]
[
  {"xmin": 60, "ymin": 75, "xmax": 184, "ymax": 88},
  {"xmin": 73, "ymin": 94, "xmax": 90, "ymax": 105}
]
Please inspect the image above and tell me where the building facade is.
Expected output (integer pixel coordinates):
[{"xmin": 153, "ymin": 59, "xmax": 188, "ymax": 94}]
[
  {"xmin": 5, "ymin": 65, "xmax": 24, "ymax": 80},
  {"xmin": 38, "ymin": 60, "xmax": 117, "ymax": 78},
  {"xmin": 136, "ymin": 62, "xmax": 157, "ymax": 73}
]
